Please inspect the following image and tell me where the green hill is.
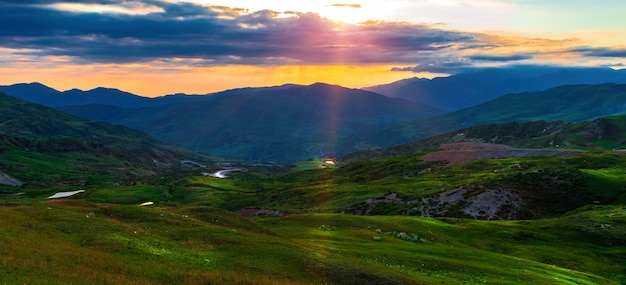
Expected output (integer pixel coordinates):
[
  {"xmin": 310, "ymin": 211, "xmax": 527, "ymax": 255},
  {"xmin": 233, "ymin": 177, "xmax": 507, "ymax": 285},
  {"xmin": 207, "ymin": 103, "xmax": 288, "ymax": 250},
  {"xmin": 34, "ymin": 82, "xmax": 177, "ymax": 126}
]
[
  {"xmin": 0, "ymin": 92, "xmax": 212, "ymax": 187},
  {"xmin": 59, "ymin": 83, "xmax": 442, "ymax": 163},
  {"xmin": 2, "ymin": 150, "xmax": 625, "ymax": 284},
  {"xmin": 341, "ymin": 83, "xmax": 626, "ymax": 152},
  {"xmin": 3, "ymin": 140, "xmax": 619, "ymax": 283},
  {"xmin": 341, "ymin": 114, "xmax": 626, "ymax": 163},
  {"xmin": 1, "ymin": 90, "xmax": 626, "ymax": 284}
]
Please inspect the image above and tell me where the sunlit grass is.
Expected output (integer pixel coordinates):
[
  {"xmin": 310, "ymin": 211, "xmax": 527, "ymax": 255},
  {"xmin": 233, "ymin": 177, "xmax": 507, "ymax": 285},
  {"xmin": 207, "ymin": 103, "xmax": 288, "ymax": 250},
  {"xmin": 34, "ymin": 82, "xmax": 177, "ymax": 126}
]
[{"xmin": 0, "ymin": 198, "xmax": 624, "ymax": 284}]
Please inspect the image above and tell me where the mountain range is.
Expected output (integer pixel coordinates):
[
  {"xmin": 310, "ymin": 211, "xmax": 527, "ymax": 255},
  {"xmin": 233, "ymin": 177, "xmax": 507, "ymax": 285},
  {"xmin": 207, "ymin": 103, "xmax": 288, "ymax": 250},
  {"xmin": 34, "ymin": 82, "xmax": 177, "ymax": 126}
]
[
  {"xmin": 0, "ymin": 92, "xmax": 210, "ymax": 185},
  {"xmin": 340, "ymin": 83, "xmax": 626, "ymax": 152},
  {"xmin": 3, "ymin": 65, "xmax": 626, "ymax": 163},
  {"xmin": 2, "ymin": 68, "xmax": 626, "ymax": 284},
  {"xmin": 366, "ymin": 65, "xmax": 626, "ymax": 111},
  {"xmin": 340, "ymin": 114, "xmax": 626, "ymax": 162},
  {"xmin": 58, "ymin": 83, "xmax": 442, "ymax": 163}
]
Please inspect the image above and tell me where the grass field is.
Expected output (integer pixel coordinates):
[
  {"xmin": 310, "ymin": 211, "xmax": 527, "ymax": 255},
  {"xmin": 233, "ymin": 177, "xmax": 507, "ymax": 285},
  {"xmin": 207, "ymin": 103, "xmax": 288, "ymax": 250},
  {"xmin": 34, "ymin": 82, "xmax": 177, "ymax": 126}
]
[
  {"xmin": 0, "ymin": 200, "xmax": 623, "ymax": 284},
  {"xmin": 1, "ymin": 147, "xmax": 626, "ymax": 284}
]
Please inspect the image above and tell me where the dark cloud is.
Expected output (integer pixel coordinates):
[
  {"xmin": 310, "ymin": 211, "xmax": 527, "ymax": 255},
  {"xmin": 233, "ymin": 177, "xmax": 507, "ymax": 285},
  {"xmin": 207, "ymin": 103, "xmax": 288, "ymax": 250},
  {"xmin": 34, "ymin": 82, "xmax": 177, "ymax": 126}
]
[
  {"xmin": 330, "ymin": 4, "xmax": 362, "ymax": 8},
  {"xmin": 571, "ymin": 47, "xmax": 626, "ymax": 58},
  {"xmin": 0, "ymin": 0, "xmax": 497, "ymax": 66},
  {"xmin": 469, "ymin": 54, "xmax": 533, "ymax": 62},
  {"xmin": 390, "ymin": 52, "xmax": 537, "ymax": 74},
  {"xmin": 391, "ymin": 59, "xmax": 477, "ymax": 74}
]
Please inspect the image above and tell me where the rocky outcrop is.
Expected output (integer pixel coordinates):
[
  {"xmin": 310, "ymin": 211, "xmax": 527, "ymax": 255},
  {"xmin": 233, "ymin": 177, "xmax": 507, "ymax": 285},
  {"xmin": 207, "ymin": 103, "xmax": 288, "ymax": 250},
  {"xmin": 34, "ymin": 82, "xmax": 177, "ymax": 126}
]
[{"xmin": 344, "ymin": 189, "xmax": 525, "ymax": 220}]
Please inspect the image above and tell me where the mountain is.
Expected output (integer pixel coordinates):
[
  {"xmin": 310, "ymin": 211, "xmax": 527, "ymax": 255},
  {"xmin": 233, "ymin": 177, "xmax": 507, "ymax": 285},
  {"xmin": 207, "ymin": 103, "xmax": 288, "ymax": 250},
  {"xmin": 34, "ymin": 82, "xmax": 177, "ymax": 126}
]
[
  {"xmin": 2, "ymin": 92, "xmax": 626, "ymax": 284},
  {"xmin": 340, "ymin": 83, "xmax": 626, "ymax": 152},
  {"xmin": 0, "ymin": 92, "xmax": 211, "ymax": 185},
  {"xmin": 0, "ymin": 83, "xmax": 148, "ymax": 108},
  {"xmin": 0, "ymin": 82, "xmax": 301, "ymax": 108},
  {"xmin": 340, "ymin": 114, "xmax": 626, "ymax": 162},
  {"xmin": 366, "ymin": 65, "xmax": 626, "ymax": 111},
  {"xmin": 59, "ymin": 83, "xmax": 443, "ymax": 163},
  {"xmin": 0, "ymin": 91, "xmax": 160, "ymax": 146}
]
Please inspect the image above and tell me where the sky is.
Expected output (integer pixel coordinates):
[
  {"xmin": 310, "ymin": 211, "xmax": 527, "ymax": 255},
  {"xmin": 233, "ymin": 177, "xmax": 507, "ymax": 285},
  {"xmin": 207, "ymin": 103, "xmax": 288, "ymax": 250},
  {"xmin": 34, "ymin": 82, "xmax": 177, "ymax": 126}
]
[{"xmin": 1, "ymin": 0, "xmax": 625, "ymax": 96}]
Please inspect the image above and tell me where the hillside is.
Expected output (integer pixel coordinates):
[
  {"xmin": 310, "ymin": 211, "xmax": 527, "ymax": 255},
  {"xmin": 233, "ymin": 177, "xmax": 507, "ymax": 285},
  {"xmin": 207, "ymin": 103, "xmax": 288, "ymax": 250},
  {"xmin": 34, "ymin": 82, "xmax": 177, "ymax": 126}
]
[
  {"xmin": 366, "ymin": 65, "xmax": 626, "ymax": 111},
  {"xmin": 0, "ymin": 201, "xmax": 623, "ymax": 284},
  {"xmin": 0, "ymin": 91, "xmax": 160, "ymax": 146},
  {"xmin": 340, "ymin": 114, "xmax": 626, "ymax": 162},
  {"xmin": 2, "ymin": 146, "xmax": 625, "ymax": 284},
  {"xmin": 0, "ymin": 92, "xmax": 212, "ymax": 185},
  {"xmin": 340, "ymin": 83, "xmax": 626, "ymax": 152},
  {"xmin": 0, "ymin": 83, "xmax": 150, "ymax": 108},
  {"xmin": 1, "ymin": 97, "xmax": 625, "ymax": 283},
  {"xmin": 0, "ymin": 82, "xmax": 309, "ymax": 108},
  {"xmin": 59, "ymin": 83, "xmax": 443, "ymax": 163}
]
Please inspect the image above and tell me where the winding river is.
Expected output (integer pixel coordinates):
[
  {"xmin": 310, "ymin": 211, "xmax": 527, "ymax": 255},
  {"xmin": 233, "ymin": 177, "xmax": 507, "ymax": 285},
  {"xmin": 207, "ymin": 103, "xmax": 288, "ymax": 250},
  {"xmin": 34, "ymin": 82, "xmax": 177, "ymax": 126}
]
[{"xmin": 205, "ymin": 168, "xmax": 244, "ymax": 178}]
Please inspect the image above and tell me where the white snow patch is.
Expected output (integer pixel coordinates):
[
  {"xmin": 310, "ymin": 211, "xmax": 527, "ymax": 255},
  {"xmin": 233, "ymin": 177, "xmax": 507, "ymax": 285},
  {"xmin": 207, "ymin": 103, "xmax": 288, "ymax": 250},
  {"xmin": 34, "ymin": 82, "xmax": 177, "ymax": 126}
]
[{"xmin": 48, "ymin": 190, "xmax": 85, "ymax": 199}]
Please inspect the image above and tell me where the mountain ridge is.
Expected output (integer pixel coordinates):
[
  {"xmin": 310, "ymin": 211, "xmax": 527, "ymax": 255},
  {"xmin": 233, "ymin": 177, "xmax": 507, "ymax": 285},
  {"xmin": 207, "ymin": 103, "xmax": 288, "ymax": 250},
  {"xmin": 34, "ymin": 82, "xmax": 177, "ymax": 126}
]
[
  {"xmin": 366, "ymin": 65, "xmax": 626, "ymax": 111},
  {"xmin": 340, "ymin": 83, "xmax": 626, "ymax": 153},
  {"xmin": 57, "ymin": 83, "xmax": 444, "ymax": 163},
  {"xmin": 0, "ymin": 92, "xmax": 212, "ymax": 185}
]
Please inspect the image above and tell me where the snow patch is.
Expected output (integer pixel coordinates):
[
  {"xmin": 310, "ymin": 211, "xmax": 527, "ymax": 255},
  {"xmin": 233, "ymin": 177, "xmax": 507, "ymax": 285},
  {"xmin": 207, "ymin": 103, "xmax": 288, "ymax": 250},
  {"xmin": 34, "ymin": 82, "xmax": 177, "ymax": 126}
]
[{"xmin": 48, "ymin": 190, "xmax": 85, "ymax": 199}]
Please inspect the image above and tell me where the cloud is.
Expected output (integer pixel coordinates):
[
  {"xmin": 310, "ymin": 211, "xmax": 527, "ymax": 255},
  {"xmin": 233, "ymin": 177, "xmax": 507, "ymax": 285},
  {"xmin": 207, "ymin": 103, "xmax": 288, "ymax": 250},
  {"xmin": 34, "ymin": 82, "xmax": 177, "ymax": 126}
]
[
  {"xmin": 469, "ymin": 54, "xmax": 533, "ymax": 62},
  {"xmin": 330, "ymin": 4, "xmax": 362, "ymax": 8},
  {"xmin": 391, "ymin": 52, "xmax": 534, "ymax": 74},
  {"xmin": 0, "ymin": 0, "xmax": 616, "ymax": 73},
  {"xmin": 571, "ymin": 47, "xmax": 626, "ymax": 58},
  {"xmin": 0, "ymin": 0, "xmax": 486, "ymax": 66},
  {"xmin": 391, "ymin": 59, "xmax": 477, "ymax": 74}
]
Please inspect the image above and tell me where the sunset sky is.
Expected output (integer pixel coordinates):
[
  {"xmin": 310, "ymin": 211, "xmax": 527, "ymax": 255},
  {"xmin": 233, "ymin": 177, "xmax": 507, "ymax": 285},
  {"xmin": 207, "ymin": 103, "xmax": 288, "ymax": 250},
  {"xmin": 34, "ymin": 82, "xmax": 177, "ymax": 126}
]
[{"xmin": 1, "ymin": 0, "xmax": 626, "ymax": 96}]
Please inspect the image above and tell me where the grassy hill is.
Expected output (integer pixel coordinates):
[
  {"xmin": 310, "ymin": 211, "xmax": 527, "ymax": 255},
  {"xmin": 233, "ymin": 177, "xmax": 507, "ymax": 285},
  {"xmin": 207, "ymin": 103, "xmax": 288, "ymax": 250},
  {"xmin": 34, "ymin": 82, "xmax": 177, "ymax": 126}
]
[
  {"xmin": 0, "ymin": 92, "xmax": 163, "ymax": 147},
  {"xmin": 0, "ymin": 92, "xmax": 213, "ymax": 188},
  {"xmin": 1, "ymin": 89, "xmax": 626, "ymax": 284},
  {"xmin": 341, "ymin": 83, "xmax": 626, "ymax": 152},
  {"xmin": 1, "ymin": 148, "xmax": 625, "ymax": 284},
  {"xmin": 365, "ymin": 65, "xmax": 626, "ymax": 111},
  {"xmin": 4, "ymin": 140, "xmax": 623, "ymax": 283},
  {"xmin": 0, "ymin": 200, "xmax": 623, "ymax": 284},
  {"xmin": 59, "ymin": 83, "xmax": 442, "ymax": 163},
  {"xmin": 341, "ymin": 114, "xmax": 626, "ymax": 163}
]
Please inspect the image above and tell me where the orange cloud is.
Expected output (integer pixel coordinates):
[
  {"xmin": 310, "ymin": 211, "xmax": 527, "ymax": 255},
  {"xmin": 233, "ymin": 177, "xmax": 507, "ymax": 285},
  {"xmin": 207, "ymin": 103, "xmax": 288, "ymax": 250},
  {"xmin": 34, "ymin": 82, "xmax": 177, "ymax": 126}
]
[{"xmin": 330, "ymin": 4, "xmax": 362, "ymax": 8}]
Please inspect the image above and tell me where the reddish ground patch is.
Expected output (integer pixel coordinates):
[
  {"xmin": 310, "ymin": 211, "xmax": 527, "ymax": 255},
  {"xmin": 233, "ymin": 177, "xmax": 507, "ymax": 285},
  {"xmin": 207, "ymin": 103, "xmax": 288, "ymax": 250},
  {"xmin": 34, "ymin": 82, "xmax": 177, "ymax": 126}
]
[
  {"xmin": 421, "ymin": 142, "xmax": 583, "ymax": 165},
  {"xmin": 238, "ymin": 208, "xmax": 284, "ymax": 217}
]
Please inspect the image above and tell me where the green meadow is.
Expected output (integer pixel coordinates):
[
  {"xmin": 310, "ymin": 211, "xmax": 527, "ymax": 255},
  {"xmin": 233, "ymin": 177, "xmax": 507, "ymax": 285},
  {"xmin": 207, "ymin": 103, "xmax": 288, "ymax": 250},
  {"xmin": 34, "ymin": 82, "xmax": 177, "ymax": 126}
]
[
  {"xmin": 0, "ymin": 200, "xmax": 623, "ymax": 284},
  {"xmin": 1, "ymin": 150, "xmax": 625, "ymax": 284}
]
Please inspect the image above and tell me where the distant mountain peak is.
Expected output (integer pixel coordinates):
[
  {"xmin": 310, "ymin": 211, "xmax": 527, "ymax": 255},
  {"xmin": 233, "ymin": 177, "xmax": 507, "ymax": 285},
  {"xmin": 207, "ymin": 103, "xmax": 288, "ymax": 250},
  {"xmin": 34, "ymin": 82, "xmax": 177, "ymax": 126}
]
[{"xmin": 365, "ymin": 65, "xmax": 626, "ymax": 111}]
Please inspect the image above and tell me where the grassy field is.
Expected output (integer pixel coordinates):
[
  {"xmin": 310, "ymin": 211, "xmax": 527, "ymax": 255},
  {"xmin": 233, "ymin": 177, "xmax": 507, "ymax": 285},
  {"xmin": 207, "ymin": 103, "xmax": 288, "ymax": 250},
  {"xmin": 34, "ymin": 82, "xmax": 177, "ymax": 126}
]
[
  {"xmin": 1, "ymin": 148, "xmax": 626, "ymax": 284},
  {"xmin": 0, "ymin": 200, "xmax": 623, "ymax": 284}
]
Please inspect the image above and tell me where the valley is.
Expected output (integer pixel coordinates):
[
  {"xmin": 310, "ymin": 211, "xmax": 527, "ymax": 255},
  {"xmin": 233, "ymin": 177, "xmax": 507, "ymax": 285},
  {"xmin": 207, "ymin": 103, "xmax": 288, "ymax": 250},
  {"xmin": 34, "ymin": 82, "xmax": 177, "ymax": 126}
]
[
  {"xmin": 3, "ymin": 1, "xmax": 626, "ymax": 283},
  {"xmin": 1, "ymin": 71, "xmax": 626, "ymax": 284}
]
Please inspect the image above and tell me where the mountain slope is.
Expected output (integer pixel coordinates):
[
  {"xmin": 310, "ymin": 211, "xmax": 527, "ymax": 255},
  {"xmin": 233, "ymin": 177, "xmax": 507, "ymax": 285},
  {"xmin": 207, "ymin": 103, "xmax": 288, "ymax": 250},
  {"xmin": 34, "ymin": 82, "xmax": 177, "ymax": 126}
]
[
  {"xmin": 0, "ymin": 83, "xmax": 150, "ymax": 108},
  {"xmin": 0, "ymin": 92, "xmax": 210, "ymax": 185},
  {"xmin": 60, "ymin": 83, "xmax": 443, "ymax": 163},
  {"xmin": 366, "ymin": 66, "xmax": 626, "ymax": 111},
  {"xmin": 0, "ymin": 91, "xmax": 160, "ymax": 146},
  {"xmin": 341, "ymin": 83, "xmax": 626, "ymax": 152},
  {"xmin": 0, "ymin": 82, "xmax": 301, "ymax": 108}
]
